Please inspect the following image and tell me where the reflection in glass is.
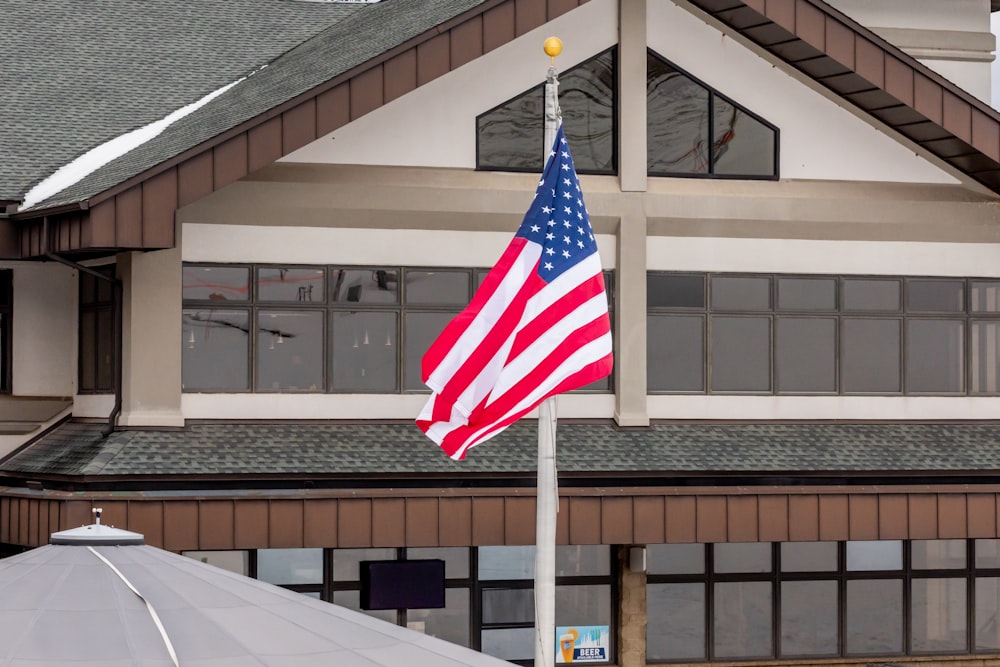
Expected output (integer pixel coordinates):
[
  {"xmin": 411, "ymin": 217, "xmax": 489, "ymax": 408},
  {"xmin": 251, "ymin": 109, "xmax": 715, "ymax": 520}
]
[
  {"xmin": 405, "ymin": 270, "xmax": 470, "ymax": 306},
  {"xmin": 648, "ymin": 55, "xmax": 709, "ymax": 173},
  {"xmin": 911, "ymin": 578, "xmax": 966, "ymax": 653},
  {"xmin": 333, "ymin": 547, "xmax": 396, "ymax": 581},
  {"xmin": 256, "ymin": 310, "xmax": 324, "ymax": 391},
  {"xmin": 842, "ymin": 279, "xmax": 900, "ymax": 311},
  {"xmin": 715, "ymin": 543, "xmax": 771, "ymax": 573},
  {"xmin": 971, "ymin": 281, "xmax": 1000, "ymax": 312},
  {"xmin": 776, "ymin": 317, "xmax": 836, "ymax": 393},
  {"xmin": 648, "ymin": 314, "xmax": 704, "ymax": 392},
  {"xmin": 781, "ymin": 580, "xmax": 838, "ymax": 656},
  {"xmin": 481, "ymin": 627, "xmax": 535, "ymax": 661},
  {"xmin": 257, "ymin": 548, "xmax": 323, "ymax": 584},
  {"xmin": 182, "ymin": 309, "xmax": 249, "ymax": 391},
  {"xmin": 842, "ymin": 318, "xmax": 900, "ymax": 393},
  {"xmin": 331, "ymin": 311, "xmax": 397, "ymax": 392},
  {"xmin": 714, "ymin": 581, "xmax": 772, "ymax": 658},
  {"xmin": 557, "ymin": 584, "xmax": 610, "ymax": 626},
  {"xmin": 647, "ymin": 543, "xmax": 705, "ymax": 575},
  {"xmin": 781, "ymin": 542, "xmax": 837, "ymax": 572},
  {"xmin": 483, "ymin": 588, "xmax": 533, "ymax": 624},
  {"xmin": 331, "ymin": 268, "xmax": 398, "ymax": 304},
  {"xmin": 477, "ymin": 50, "xmax": 615, "ymax": 173},
  {"xmin": 713, "ymin": 97, "xmax": 775, "ymax": 176},
  {"xmin": 906, "ymin": 320, "xmax": 964, "ymax": 393},
  {"xmin": 556, "ymin": 546, "xmax": 611, "ymax": 576},
  {"xmin": 648, "ymin": 274, "xmax": 705, "ymax": 308},
  {"xmin": 479, "ymin": 546, "xmax": 534, "ymax": 580},
  {"xmin": 711, "ymin": 276, "xmax": 770, "ymax": 310},
  {"xmin": 258, "ymin": 267, "xmax": 325, "ymax": 302},
  {"xmin": 404, "ymin": 312, "xmax": 457, "ymax": 391},
  {"xmin": 182, "ymin": 550, "xmax": 249, "ymax": 575},
  {"xmin": 970, "ymin": 321, "xmax": 1000, "ymax": 394},
  {"xmin": 846, "ymin": 579, "xmax": 902, "ymax": 654},
  {"xmin": 408, "ymin": 588, "xmax": 471, "ymax": 646},
  {"xmin": 333, "ymin": 590, "xmax": 397, "ymax": 623},
  {"xmin": 182, "ymin": 266, "xmax": 249, "ymax": 301},
  {"xmin": 710, "ymin": 316, "xmax": 770, "ymax": 391},
  {"xmin": 976, "ymin": 539, "xmax": 1000, "ymax": 569},
  {"xmin": 846, "ymin": 540, "xmax": 902, "ymax": 571},
  {"xmin": 975, "ymin": 577, "xmax": 1000, "ymax": 651},
  {"xmin": 913, "ymin": 540, "xmax": 966, "ymax": 570},
  {"xmin": 777, "ymin": 278, "xmax": 836, "ymax": 311},
  {"xmin": 648, "ymin": 583, "xmax": 705, "ymax": 660},
  {"xmin": 907, "ymin": 280, "xmax": 964, "ymax": 313},
  {"xmin": 408, "ymin": 547, "xmax": 469, "ymax": 579}
]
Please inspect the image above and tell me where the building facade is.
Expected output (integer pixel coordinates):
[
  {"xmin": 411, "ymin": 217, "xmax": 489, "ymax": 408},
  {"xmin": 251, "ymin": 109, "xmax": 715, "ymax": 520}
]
[{"xmin": 5, "ymin": 0, "xmax": 1000, "ymax": 665}]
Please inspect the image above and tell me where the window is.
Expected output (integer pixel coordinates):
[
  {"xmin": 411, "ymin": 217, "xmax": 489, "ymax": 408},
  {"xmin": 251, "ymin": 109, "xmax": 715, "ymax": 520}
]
[
  {"xmin": 647, "ymin": 51, "xmax": 777, "ymax": 178},
  {"xmin": 648, "ymin": 272, "xmax": 987, "ymax": 395},
  {"xmin": 477, "ymin": 49, "xmax": 616, "ymax": 174},
  {"xmin": 647, "ymin": 539, "xmax": 989, "ymax": 662},
  {"xmin": 78, "ymin": 264, "xmax": 115, "ymax": 393},
  {"xmin": 0, "ymin": 270, "xmax": 10, "ymax": 393},
  {"xmin": 183, "ymin": 263, "xmax": 613, "ymax": 394}
]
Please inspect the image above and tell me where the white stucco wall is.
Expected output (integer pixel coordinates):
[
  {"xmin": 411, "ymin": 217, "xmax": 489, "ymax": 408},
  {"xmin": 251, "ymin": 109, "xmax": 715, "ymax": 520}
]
[
  {"xmin": 284, "ymin": 0, "xmax": 957, "ymax": 186},
  {"xmin": 10, "ymin": 262, "xmax": 75, "ymax": 396}
]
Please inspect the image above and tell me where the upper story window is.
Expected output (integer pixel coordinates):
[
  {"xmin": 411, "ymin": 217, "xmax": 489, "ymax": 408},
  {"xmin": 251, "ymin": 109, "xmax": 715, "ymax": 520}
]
[
  {"xmin": 182, "ymin": 264, "xmax": 613, "ymax": 394},
  {"xmin": 78, "ymin": 264, "xmax": 115, "ymax": 394},
  {"xmin": 647, "ymin": 50, "xmax": 777, "ymax": 178},
  {"xmin": 476, "ymin": 49, "xmax": 616, "ymax": 174},
  {"xmin": 647, "ymin": 272, "xmax": 996, "ymax": 395},
  {"xmin": 475, "ymin": 47, "xmax": 778, "ymax": 179},
  {"xmin": 0, "ymin": 270, "xmax": 10, "ymax": 394}
]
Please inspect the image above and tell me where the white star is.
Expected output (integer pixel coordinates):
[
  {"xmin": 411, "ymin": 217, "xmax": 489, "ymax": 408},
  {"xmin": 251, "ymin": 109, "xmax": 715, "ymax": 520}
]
[
  {"xmin": 577, "ymin": 226, "xmax": 584, "ymax": 235},
  {"xmin": 563, "ymin": 178, "xmax": 571, "ymax": 186},
  {"xmin": 577, "ymin": 211, "xmax": 584, "ymax": 220},
  {"xmin": 577, "ymin": 198, "xmax": 583, "ymax": 206},
  {"xmin": 561, "ymin": 150, "xmax": 569, "ymax": 158},
  {"xmin": 545, "ymin": 247, "xmax": 555, "ymax": 255},
  {"xmin": 541, "ymin": 206, "xmax": 553, "ymax": 214},
  {"xmin": 547, "ymin": 219, "xmax": 556, "ymax": 227},
  {"xmin": 530, "ymin": 224, "xmax": 540, "ymax": 233},
  {"xmin": 563, "ymin": 220, "xmax": 572, "ymax": 228},
  {"xmin": 562, "ymin": 250, "xmax": 571, "ymax": 258},
  {"xmin": 577, "ymin": 240, "xmax": 585, "ymax": 249},
  {"xmin": 544, "ymin": 262, "xmax": 554, "ymax": 270},
  {"xmin": 561, "ymin": 163, "xmax": 570, "ymax": 171},
  {"xmin": 545, "ymin": 232, "xmax": 554, "ymax": 240},
  {"xmin": 560, "ymin": 137, "xmax": 567, "ymax": 144},
  {"xmin": 563, "ymin": 206, "xmax": 572, "ymax": 215},
  {"xmin": 563, "ymin": 191, "xmax": 572, "ymax": 199},
  {"xmin": 563, "ymin": 235, "xmax": 571, "ymax": 244},
  {"xmin": 538, "ymin": 179, "xmax": 544, "ymax": 187}
]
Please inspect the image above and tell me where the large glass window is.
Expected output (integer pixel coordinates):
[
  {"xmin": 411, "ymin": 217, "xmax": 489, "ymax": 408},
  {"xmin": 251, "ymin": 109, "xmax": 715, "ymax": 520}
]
[
  {"xmin": 477, "ymin": 50, "xmax": 615, "ymax": 174},
  {"xmin": 183, "ymin": 263, "xmax": 613, "ymax": 394},
  {"xmin": 649, "ymin": 272, "xmax": 988, "ymax": 395}
]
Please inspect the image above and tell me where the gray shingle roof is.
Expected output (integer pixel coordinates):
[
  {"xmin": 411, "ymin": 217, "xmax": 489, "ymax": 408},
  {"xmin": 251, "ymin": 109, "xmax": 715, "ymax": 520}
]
[
  {"xmin": 2, "ymin": 0, "xmax": 485, "ymax": 208},
  {"xmin": 4, "ymin": 420, "xmax": 1000, "ymax": 479}
]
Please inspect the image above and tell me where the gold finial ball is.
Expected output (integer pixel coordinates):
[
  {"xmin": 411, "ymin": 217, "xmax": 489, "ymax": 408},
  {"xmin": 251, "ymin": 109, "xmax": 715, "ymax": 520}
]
[{"xmin": 543, "ymin": 36, "xmax": 563, "ymax": 58}]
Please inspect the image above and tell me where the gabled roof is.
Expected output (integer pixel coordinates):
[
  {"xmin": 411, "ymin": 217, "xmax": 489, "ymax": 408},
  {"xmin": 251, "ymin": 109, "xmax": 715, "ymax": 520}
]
[{"xmin": 4, "ymin": 0, "xmax": 1000, "ymax": 258}]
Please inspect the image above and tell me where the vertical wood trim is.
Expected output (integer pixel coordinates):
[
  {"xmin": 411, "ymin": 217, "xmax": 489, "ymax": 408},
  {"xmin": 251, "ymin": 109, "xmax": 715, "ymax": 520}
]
[
  {"xmin": 726, "ymin": 496, "xmax": 759, "ymax": 542},
  {"xmin": 601, "ymin": 497, "xmax": 634, "ymax": 544},
  {"xmin": 304, "ymin": 499, "xmax": 339, "ymax": 547},
  {"xmin": 696, "ymin": 497, "xmax": 727, "ymax": 543},
  {"xmin": 350, "ymin": 66, "xmax": 385, "ymax": 120},
  {"xmin": 450, "ymin": 15, "xmax": 484, "ymax": 69},
  {"xmin": 384, "ymin": 49, "xmax": 418, "ymax": 103},
  {"xmin": 405, "ymin": 497, "xmax": 440, "ymax": 547},
  {"xmin": 795, "ymin": 0, "xmax": 825, "ymax": 50},
  {"xmin": 338, "ymin": 498, "xmax": 373, "ymax": 548},
  {"xmin": 199, "ymin": 500, "xmax": 236, "ymax": 550},
  {"xmin": 665, "ymin": 496, "xmax": 697, "ymax": 543},
  {"xmin": 248, "ymin": 117, "xmax": 283, "ymax": 173},
  {"xmin": 633, "ymin": 496, "xmax": 666, "ymax": 544},
  {"xmin": 788, "ymin": 495, "xmax": 819, "ymax": 541},
  {"xmin": 141, "ymin": 168, "xmax": 178, "ymax": 248},
  {"xmin": 569, "ymin": 497, "xmax": 602, "ymax": 544},
  {"xmin": 371, "ymin": 498, "xmax": 406, "ymax": 547},
  {"xmin": 847, "ymin": 495, "xmax": 878, "ymax": 540},
  {"xmin": 281, "ymin": 100, "xmax": 318, "ymax": 154},
  {"xmin": 938, "ymin": 495, "xmax": 968, "ymax": 539},
  {"xmin": 514, "ymin": 0, "xmax": 546, "ymax": 36},
  {"xmin": 115, "ymin": 187, "xmax": 143, "ymax": 247},
  {"xmin": 1, "ymin": 497, "xmax": 11, "ymax": 542},
  {"xmin": 819, "ymin": 495, "xmax": 850, "ymax": 541},
  {"xmin": 878, "ymin": 494, "xmax": 909, "ymax": 539},
  {"xmin": 317, "ymin": 84, "xmax": 351, "ymax": 137},
  {"xmin": 547, "ymin": 0, "xmax": 580, "ymax": 20},
  {"xmin": 909, "ymin": 494, "xmax": 939, "ymax": 539},
  {"xmin": 472, "ymin": 497, "xmax": 505, "ymax": 545},
  {"xmin": 17, "ymin": 499, "xmax": 28, "ymax": 545},
  {"xmin": 483, "ymin": 3, "xmax": 516, "ymax": 53},
  {"xmin": 27, "ymin": 500, "xmax": 39, "ymax": 547},
  {"xmin": 416, "ymin": 34, "xmax": 450, "ymax": 87},
  {"xmin": 758, "ymin": 495, "xmax": 789, "ymax": 542},
  {"xmin": 177, "ymin": 151, "xmax": 214, "ymax": 207},
  {"xmin": 504, "ymin": 497, "xmax": 536, "ymax": 545},
  {"xmin": 968, "ymin": 493, "xmax": 998, "ymax": 538},
  {"xmin": 439, "ymin": 497, "xmax": 473, "ymax": 546},
  {"xmin": 63, "ymin": 500, "xmax": 94, "ymax": 531},
  {"xmin": 163, "ymin": 500, "xmax": 199, "ymax": 552},
  {"xmin": 971, "ymin": 109, "xmax": 1000, "ymax": 162},
  {"xmin": 212, "ymin": 134, "xmax": 249, "ymax": 190},
  {"xmin": 234, "ymin": 499, "xmax": 269, "ymax": 548},
  {"xmin": 128, "ymin": 501, "xmax": 165, "ymax": 549}
]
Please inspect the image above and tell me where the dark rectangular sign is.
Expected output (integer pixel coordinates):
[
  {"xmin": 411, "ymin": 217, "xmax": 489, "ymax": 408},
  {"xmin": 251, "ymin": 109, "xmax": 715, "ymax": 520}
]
[{"xmin": 360, "ymin": 559, "xmax": 446, "ymax": 610}]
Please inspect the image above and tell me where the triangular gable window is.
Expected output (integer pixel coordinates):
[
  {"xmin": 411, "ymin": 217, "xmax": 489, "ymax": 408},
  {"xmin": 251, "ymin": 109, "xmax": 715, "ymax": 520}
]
[
  {"xmin": 476, "ymin": 48, "xmax": 616, "ymax": 175},
  {"xmin": 648, "ymin": 50, "xmax": 777, "ymax": 178}
]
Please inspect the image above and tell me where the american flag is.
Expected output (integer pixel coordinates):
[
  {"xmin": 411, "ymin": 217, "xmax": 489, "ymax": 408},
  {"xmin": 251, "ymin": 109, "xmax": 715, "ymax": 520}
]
[{"xmin": 417, "ymin": 125, "xmax": 613, "ymax": 460}]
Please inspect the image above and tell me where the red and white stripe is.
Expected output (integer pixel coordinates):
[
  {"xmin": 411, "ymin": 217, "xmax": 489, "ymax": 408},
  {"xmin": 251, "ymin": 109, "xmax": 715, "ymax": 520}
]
[{"xmin": 417, "ymin": 237, "xmax": 612, "ymax": 460}]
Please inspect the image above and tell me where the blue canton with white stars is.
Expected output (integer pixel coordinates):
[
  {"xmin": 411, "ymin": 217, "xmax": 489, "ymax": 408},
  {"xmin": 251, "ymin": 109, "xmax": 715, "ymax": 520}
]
[{"xmin": 515, "ymin": 125, "xmax": 597, "ymax": 282}]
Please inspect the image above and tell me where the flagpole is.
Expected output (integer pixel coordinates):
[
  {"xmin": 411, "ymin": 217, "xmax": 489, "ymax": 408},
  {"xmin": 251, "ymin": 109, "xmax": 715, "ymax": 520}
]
[{"xmin": 535, "ymin": 36, "xmax": 562, "ymax": 667}]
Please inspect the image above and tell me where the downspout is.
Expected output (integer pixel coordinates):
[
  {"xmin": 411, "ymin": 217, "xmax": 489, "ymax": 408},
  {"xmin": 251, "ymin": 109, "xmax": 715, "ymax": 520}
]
[{"xmin": 41, "ymin": 216, "xmax": 123, "ymax": 438}]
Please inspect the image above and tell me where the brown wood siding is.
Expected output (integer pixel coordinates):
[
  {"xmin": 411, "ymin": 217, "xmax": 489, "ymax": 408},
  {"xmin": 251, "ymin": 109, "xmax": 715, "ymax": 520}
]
[
  {"xmin": 10, "ymin": 485, "xmax": 1000, "ymax": 551},
  {"xmin": 282, "ymin": 100, "xmax": 318, "ymax": 154},
  {"xmin": 248, "ymin": 118, "xmax": 283, "ymax": 173}
]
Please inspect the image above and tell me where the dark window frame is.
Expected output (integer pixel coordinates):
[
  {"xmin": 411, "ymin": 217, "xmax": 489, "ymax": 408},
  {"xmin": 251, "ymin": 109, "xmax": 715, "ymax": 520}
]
[{"xmin": 77, "ymin": 263, "xmax": 116, "ymax": 394}]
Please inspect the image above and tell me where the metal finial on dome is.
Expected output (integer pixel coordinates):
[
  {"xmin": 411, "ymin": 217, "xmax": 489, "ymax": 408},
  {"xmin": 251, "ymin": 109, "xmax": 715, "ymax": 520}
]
[{"xmin": 50, "ymin": 508, "xmax": 145, "ymax": 546}]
